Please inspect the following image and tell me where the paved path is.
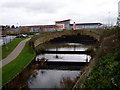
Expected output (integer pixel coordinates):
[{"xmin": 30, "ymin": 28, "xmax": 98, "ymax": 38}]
[{"xmin": 0, "ymin": 38, "xmax": 31, "ymax": 67}]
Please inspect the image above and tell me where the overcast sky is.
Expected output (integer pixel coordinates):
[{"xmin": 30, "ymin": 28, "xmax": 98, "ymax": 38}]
[{"xmin": 0, "ymin": 0, "xmax": 119, "ymax": 26}]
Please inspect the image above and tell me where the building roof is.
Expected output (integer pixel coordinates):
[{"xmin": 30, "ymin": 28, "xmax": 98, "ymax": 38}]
[
  {"xmin": 70, "ymin": 23, "xmax": 102, "ymax": 26},
  {"xmin": 55, "ymin": 19, "xmax": 71, "ymax": 23}
]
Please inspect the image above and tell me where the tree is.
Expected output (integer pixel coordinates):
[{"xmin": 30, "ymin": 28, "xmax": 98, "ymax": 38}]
[
  {"xmin": 11, "ymin": 25, "xmax": 15, "ymax": 28},
  {"xmin": 2, "ymin": 26, "xmax": 5, "ymax": 30},
  {"xmin": 5, "ymin": 25, "xmax": 10, "ymax": 29}
]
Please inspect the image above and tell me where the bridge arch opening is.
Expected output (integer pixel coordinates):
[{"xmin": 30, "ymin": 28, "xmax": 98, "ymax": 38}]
[
  {"xmin": 49, "ymin": 35, "xmax": 97, "ymax": 44},
  {"xmin": 31, "ymin": 30, "xmax": 100, "ymax": 48},
  {"xmin": 77, "ymin": 33, "xmax": 81, "ymax": 36}
]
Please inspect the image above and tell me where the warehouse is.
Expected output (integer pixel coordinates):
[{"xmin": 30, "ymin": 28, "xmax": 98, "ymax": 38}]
[
  {"xmin": 24, "ymin": 19, "xmax": 103, "ymax": 32},
  {"xmin": 70, "ymin": 23, "xmax": 102, "ymax": 30}
]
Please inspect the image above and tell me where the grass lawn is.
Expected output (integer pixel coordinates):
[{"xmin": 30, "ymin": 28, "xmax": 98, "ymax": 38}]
[
  {"xmin": 1, "ymin": 41, "xmax": 35, "ymax": 87},
  {"xmin": 1, "ymin": 37, "xmax": 29, "ymax": 60}
]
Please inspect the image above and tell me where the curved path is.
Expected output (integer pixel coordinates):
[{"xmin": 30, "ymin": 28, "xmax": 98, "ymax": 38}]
[{"xmin": 0, "ymin": 38, "xmax": 31, "ymax": 67}]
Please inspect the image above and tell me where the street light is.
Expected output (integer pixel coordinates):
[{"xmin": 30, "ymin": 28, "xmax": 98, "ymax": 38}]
[
  {"xmin": 108, "ymin": 12, "xmax": 111, "ymax": 29},
  {"xmin": 4, "ymin": 26, "xmax": 8, "ymax": 51}
]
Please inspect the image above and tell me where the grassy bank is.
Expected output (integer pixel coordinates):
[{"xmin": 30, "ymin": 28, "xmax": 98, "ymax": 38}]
[
  {"xmin": 72, "ymin": 28, "xmax": 120, "ymax": 89},
  {"xmin": 84, "ymin": 28, "xmax": 120, "ymax": 89},
  {"xmin": 1, "ymin": 38, "xmax": 25, "ymax": 60},
  {"xmin": 84, "ymin": 46, "xmax": 120, "ymax": 88},
  {"xmin": 1, "ymin": 41, "xmax": 35, "ymax": 87},
  {"xmin": 84, "ymin": 28, "xmax": 120, "ymax": 88}
]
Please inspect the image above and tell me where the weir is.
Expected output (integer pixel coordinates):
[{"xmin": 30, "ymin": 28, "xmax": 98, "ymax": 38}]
[
  {"xmin": 33, "ymin": 59, "xmax": 89, "ymax": 70},
  {"xmin": 38, "ymin": 62, "xmax": 88, "ymax": 70},
  {"xmin": 34, "ymin": 60, "xmax": 88, "ymax": 65},
  {"xmin": 40, "ymin": 51, "xmax": 91, "ymax": 54},
  {"xmin": 35, "ymin": 41, "xmax": 92, "ymax": 70}
]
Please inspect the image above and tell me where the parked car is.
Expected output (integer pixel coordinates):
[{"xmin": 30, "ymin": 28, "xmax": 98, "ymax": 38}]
[
  {"xmin": 16, "ymin": 34, "xmax": 28, "ymax": 38},
  {"xmin": 34, "ymin": 33, "xmax": 40, "ymax": 36}
]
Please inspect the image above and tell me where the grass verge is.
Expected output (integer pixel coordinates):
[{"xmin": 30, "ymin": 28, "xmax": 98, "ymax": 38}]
[
  {"xmin": 1, "ymin": 38, "xmax": 25, "ymax": 60},
  {"xmin": 1, "ymin": 41, "xmax": 35, "ymax": 87}
]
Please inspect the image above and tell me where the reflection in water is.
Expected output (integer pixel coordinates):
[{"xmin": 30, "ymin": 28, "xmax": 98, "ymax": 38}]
[
  {"xmin": 27, "ymin": 70, "xmax": 80, "ymax": 88},
  {"xmin": 60, "ymin": 77, "xmax": 75, "ymax": 89},
  {"xmin": 48, "ymin": 43, "xmax": 89, "ymax": 51},
  {"xmin": 5, "ymin": 66, "xmax": 38, "ymax": 88}
]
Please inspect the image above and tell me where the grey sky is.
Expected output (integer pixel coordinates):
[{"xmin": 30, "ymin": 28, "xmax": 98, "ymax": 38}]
[{"xmin": 0, "ymin": 0, "xmax": 119, "ymax": 26}]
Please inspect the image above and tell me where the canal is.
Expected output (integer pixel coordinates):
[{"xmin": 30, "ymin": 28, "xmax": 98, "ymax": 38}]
[{"xmin": 3, "ymin": 35, "xmax": 96, "ymax": 89}]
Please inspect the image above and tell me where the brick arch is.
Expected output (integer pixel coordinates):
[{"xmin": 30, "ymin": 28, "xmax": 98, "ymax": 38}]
[{"xmin": 32, "ymin": 30, "xmax": 101, "ymax": 48}]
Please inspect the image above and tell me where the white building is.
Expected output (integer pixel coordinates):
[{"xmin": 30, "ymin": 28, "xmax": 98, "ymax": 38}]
[{"xmin": 117, "ymin": 1, "xmax": 120, "ymax": 26}]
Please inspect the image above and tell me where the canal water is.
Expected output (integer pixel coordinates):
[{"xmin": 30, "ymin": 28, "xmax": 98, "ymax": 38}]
[
  {"xmin": 4, "ymin": 41, "xmax": 95, "ymax": 89},
  {"xmin": 27, "ymin": 70, "xmax": 80, "ymax": 88},
  {"xmin": 25, "ymin": 42, "xmax": 92, "ymax": 88}
]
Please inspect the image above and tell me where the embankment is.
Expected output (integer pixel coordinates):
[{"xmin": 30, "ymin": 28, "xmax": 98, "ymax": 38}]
[{"xmin": 73, "ymin": 28, "xmax": 120, "ymax": 89}]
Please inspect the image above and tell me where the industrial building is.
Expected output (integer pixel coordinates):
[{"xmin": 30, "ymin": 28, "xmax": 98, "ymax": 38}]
[
  {"xmin": 70, "ymin": 23, "xmax": 102, "ymax": 30},
  {"xmin": 24, "ymin": 19, "xmax": 102, "ymax": 32}
]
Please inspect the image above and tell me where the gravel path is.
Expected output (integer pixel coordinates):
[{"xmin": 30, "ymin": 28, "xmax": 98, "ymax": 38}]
[{"xmin": 0, "ymin": 38, "xmax": 31, "ymax": 67}]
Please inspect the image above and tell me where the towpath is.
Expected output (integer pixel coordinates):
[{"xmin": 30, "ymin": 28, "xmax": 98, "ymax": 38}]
[{"xmin": 0, "ymin": 38, "xmax": 31, "ymax": 67}]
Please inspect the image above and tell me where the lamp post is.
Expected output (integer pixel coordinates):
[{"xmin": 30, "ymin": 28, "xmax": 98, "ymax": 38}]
[
  {"xmin": 108, "ymin": 12, "xmax": 111, "ymax": 29},
  {"xmin": 9, "ymin": 28, "xmax": 12, "ymax": 42},
  {"xmin": 83, "ymin": 17, "xmax": 86, "ymax": 29},
  {"xmin": 5, "ymin": 26, "xmax": 8, "ymax": 51}
]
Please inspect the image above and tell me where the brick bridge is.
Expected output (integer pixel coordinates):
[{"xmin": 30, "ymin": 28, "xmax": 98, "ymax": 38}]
[{"xmin": 30, "ymin": 29, "xmax": 102, "ymax": 48}]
